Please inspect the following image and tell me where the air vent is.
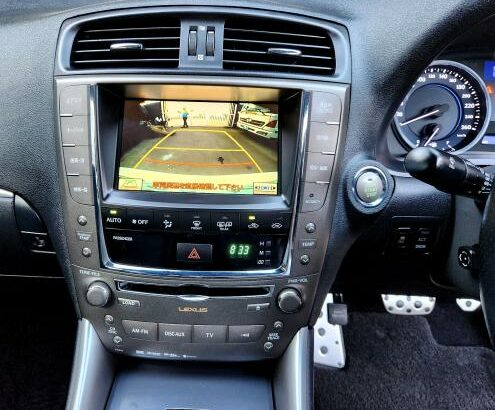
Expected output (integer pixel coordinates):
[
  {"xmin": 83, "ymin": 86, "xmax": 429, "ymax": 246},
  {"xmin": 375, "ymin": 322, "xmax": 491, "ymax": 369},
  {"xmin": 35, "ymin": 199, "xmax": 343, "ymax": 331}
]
[
  {"xmin": 223, "ymin": 17, "xmax": 336, "ymax": 76},
  {"xmin": 70, "ymin": 15, "xmax": 181, "ymax": 69}
]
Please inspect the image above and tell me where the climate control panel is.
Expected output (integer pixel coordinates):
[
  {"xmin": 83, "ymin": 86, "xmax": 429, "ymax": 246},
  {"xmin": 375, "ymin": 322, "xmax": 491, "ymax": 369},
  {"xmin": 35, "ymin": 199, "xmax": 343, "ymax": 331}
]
[{"xmin": 102, "ymin": 207, "xmax": 291, "ymax": 272}]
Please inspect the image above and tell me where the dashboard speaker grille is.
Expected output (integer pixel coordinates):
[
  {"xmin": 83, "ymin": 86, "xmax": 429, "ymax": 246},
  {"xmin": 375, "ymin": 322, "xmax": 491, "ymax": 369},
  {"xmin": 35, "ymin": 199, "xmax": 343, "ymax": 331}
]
[
  {"xmin": 223, "ymin": 17, "xmax": 336, "ymax": 76},
  {"xmin": 70, "ymin": 15, "xmax": 181, "ymax": 69}
]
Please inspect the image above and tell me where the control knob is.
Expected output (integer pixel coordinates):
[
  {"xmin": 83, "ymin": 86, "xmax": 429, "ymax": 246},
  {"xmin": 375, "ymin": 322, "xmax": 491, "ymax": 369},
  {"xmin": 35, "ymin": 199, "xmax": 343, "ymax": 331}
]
[
  {"xmin": 277, "ymin": 288, "xmax": 303, "ymax": 313},
  {"xmin": 86, "ymin": 281, "xmax": 112, "ymax": 307}
]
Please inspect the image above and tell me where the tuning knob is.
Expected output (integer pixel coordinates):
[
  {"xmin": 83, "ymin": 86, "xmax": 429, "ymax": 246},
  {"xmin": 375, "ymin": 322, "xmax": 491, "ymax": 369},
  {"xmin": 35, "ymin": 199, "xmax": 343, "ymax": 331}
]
[
  {"xmin": 86, "ymin": 281, "xmax": 112, "ymax": 307},
  {"xmin": 277, "ymin": 288, "xmax": 303, "ymax": 313}
]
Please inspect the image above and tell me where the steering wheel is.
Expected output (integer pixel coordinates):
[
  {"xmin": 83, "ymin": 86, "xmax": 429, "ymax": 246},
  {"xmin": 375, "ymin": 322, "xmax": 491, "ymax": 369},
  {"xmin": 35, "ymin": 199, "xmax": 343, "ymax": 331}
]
[
  {"xmin": 479, "ymin": 192, "xmax": 495, "ymax": 344},
  {"xmin": 405, "ymin": 147, "xmax": 495, "ymax": 344}
]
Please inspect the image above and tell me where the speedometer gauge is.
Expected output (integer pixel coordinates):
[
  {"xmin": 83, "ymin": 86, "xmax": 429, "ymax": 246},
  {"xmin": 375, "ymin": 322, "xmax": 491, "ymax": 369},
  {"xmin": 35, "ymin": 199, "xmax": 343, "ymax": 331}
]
[{"xmin": 394, "ymin": 60, "xmax": 491, "ymax": 153}]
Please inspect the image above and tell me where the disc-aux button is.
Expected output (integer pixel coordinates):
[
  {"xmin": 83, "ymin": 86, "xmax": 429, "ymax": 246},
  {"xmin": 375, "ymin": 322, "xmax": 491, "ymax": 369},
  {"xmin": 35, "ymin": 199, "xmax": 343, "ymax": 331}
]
[{"xmin": 159, "ymin": 324, "xmax": 192, "ymax": 343}]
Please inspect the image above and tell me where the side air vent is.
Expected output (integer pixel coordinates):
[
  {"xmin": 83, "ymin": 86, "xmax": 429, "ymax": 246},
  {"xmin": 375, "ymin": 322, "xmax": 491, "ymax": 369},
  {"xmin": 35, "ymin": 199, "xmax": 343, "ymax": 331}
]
[
  {"xmin": 223, "ymin": 17, "xmax": 336, "ymax": 76},
  {"xmin": 70, "ymin": 15, "xmax": 181, "ymax": 69}
]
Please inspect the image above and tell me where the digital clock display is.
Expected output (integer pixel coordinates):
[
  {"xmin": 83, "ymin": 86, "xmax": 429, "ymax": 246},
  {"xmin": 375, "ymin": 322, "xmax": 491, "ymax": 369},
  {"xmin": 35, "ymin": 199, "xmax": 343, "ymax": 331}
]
[{"xmin": 228, "ymin": 243, "xmax": 252, "ymax": 259}]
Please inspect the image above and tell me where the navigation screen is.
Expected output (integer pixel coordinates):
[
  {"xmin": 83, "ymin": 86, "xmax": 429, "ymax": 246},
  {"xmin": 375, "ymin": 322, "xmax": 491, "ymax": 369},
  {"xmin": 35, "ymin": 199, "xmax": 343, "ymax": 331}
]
[{"xmin": 117, "ymin": 99, "xmax": 279, "ymax": 195}]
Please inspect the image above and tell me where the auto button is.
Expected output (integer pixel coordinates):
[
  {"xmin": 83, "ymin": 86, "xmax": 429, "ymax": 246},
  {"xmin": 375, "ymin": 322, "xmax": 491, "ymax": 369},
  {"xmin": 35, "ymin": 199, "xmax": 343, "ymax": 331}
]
[{"xmin": 102, "ymin": 208, "xmax": 127, "ymax": 228}]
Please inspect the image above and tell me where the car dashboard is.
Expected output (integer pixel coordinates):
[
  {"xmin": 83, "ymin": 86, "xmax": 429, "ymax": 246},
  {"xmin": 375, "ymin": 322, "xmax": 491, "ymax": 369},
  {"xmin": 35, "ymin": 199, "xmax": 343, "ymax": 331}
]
[{"xmin": 1, "ymin": 2, "xmax": 495, "ymax": 410}]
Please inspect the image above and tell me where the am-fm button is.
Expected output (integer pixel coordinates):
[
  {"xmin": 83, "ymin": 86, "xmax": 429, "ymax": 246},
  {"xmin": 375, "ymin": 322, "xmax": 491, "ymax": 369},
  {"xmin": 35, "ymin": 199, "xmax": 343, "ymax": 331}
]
[{"xmin": 122, "ymin": 320, "xmax": 157, "ymax": 341}]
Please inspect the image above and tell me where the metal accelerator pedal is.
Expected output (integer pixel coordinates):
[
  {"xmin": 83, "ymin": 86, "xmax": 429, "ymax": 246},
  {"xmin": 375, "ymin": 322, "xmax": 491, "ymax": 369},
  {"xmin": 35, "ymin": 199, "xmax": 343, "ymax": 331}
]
[{"xmin": 314, "ymin": 294, "xmax": 346, "ymax": 368}]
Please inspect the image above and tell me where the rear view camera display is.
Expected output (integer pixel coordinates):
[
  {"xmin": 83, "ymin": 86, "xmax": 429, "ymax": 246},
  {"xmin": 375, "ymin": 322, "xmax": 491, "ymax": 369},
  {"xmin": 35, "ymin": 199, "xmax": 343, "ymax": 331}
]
[{"xmin": 117, "ymin": 99, "xmax": 279, "ymax": 195}]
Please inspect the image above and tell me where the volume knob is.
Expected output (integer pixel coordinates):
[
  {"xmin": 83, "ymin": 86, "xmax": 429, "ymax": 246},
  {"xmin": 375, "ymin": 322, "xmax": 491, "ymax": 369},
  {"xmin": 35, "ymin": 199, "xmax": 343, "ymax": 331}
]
[
  {"xmin": 86, "ymin": 281, "xmax": 112, "ymax": 307},
  {"xmin": 277, "ymin": 288, "xmax": 303, "ymax": 313}
]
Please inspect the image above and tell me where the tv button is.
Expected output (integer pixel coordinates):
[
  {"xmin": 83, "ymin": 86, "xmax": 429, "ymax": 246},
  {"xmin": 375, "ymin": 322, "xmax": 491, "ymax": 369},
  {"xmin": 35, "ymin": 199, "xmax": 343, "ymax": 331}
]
[
  {"xmin": 193, "ymin": 325, "xmax": 227, "ymax": 343},
  {"xmin": 177, "ymin": 243, "xmax": 212, "ymax": 263}
]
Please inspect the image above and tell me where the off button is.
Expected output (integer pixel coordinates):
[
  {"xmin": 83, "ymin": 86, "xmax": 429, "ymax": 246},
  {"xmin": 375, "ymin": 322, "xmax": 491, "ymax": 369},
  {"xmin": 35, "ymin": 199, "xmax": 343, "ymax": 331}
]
[{"xmin": 127, "ymin": 209, "xmax": 153, "ymax": 230}]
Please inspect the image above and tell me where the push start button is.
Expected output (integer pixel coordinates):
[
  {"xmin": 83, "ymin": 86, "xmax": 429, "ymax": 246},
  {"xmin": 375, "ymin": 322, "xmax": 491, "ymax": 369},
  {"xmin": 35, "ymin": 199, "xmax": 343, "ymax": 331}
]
[
  {"xmin": 177, "ymin": 243, "xmax": 213, "ymax": 263},
  {"xmin": 353, "ymin": 167, "xmax": 387, "ymax": 207}
]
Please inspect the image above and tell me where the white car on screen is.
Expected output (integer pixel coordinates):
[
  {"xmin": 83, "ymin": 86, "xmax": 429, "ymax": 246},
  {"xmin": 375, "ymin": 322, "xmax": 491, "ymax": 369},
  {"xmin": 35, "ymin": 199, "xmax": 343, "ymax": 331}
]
[{"xmin": 237, "ymin": 104, "xmax": 278, "ymax": 139}]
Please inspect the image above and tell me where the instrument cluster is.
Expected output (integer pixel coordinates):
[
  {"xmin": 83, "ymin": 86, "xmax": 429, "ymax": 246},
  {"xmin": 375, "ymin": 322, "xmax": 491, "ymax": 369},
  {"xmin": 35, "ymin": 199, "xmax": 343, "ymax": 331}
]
[{"xmin": 393, "ymin": 58, "xmax": 495, "ymax": 159}]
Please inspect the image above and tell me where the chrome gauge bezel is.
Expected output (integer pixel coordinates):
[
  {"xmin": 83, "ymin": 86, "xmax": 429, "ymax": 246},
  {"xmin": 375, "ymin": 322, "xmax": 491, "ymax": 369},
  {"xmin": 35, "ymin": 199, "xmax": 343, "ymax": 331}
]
[{"xmin": 393, "ymin": 60, "xmax": 492, "ymax": 154}]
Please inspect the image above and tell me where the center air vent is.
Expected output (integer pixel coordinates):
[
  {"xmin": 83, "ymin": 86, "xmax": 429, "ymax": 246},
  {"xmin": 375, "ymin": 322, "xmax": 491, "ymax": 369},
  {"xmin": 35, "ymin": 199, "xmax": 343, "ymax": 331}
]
[
  {"xmin": 70, "ymin": 15, "xmax": 181, "ymax": 69},
  {"xmin": 223, "ymin": 17, "xmax": 336, "ymax": 76}
]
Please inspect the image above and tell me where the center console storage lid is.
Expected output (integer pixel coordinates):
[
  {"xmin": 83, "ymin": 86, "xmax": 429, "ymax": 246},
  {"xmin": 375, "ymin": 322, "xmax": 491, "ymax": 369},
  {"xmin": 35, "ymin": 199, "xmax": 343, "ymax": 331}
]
[{"xmin": 106, "ymin": 360, "xmax": 274, "ymax": 410}]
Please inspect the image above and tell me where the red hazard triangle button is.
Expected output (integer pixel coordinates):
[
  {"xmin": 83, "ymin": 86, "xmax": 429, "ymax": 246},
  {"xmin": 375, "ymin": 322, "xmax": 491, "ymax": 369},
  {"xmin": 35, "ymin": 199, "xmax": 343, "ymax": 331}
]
[
  {"xmin": 188, "ymin": 247, "xmax": 201, "ymax": 260},
  {"xmin": 177, "ymin": 243, "xmax": 213, "ymax": 263}
]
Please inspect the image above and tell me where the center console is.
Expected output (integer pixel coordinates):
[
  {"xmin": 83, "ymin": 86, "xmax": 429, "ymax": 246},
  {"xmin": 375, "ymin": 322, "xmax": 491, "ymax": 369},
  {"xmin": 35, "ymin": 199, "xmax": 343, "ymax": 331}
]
[
  {"xmin": 54, "ymin": 6, "xmax": 351, "ymax": 409},
  {"xmin": 54, "ymin": 9, "xmax": 350, "ymax": 408},
  {"xmin": 58, "ymin": 78, "xmax": 348, "ymax": 361}
]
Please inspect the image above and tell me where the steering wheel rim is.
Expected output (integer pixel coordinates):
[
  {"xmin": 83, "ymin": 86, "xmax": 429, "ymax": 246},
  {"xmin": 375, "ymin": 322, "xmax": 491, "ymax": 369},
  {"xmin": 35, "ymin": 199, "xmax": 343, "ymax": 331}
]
[{"xmin": 479, "ymin": 190, "xmax": 495, "ymax": 345}]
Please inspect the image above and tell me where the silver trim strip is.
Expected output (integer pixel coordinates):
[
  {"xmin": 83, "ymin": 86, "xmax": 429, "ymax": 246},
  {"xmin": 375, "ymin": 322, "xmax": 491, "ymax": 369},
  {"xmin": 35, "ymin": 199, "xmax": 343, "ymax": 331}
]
[
  {"xmin": 273, "ymin": 327, "xmax": 312, "ymax": 410},
  {"xmin": 0, "ymin": 188, "xmax": 13, "ymax": 198},
  {"xmin": 66, "ymin": 319, "xmax": 114, "ymax": 410},
  {"xmin": 115, "ymin": 279, "xmax": 275, "ymax": 299},
  {"xmin": 110, "ymin": 42, "xmax": 144, "ymax": 51}
]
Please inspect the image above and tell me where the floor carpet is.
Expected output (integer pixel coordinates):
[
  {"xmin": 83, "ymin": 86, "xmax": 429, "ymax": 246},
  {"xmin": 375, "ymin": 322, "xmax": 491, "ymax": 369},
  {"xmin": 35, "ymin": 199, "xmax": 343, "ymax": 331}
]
[
  {"xmin": 0, "ymin": 277, "xmax": 77, "ymax": 410},
  {"xmin": 315, "ymin": 311, "xmax": 495, "ymax": 410}
]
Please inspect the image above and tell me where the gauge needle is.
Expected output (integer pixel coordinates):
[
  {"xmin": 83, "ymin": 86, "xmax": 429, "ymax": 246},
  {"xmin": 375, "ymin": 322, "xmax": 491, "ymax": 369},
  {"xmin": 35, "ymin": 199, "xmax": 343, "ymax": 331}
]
[
  {"xmin": 400, "ymin": 108, "xmax": 441, "ymax": 126},
  {"xmin": 423, "ymin": 125, "xmax": 441, "ymax": 147}
]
